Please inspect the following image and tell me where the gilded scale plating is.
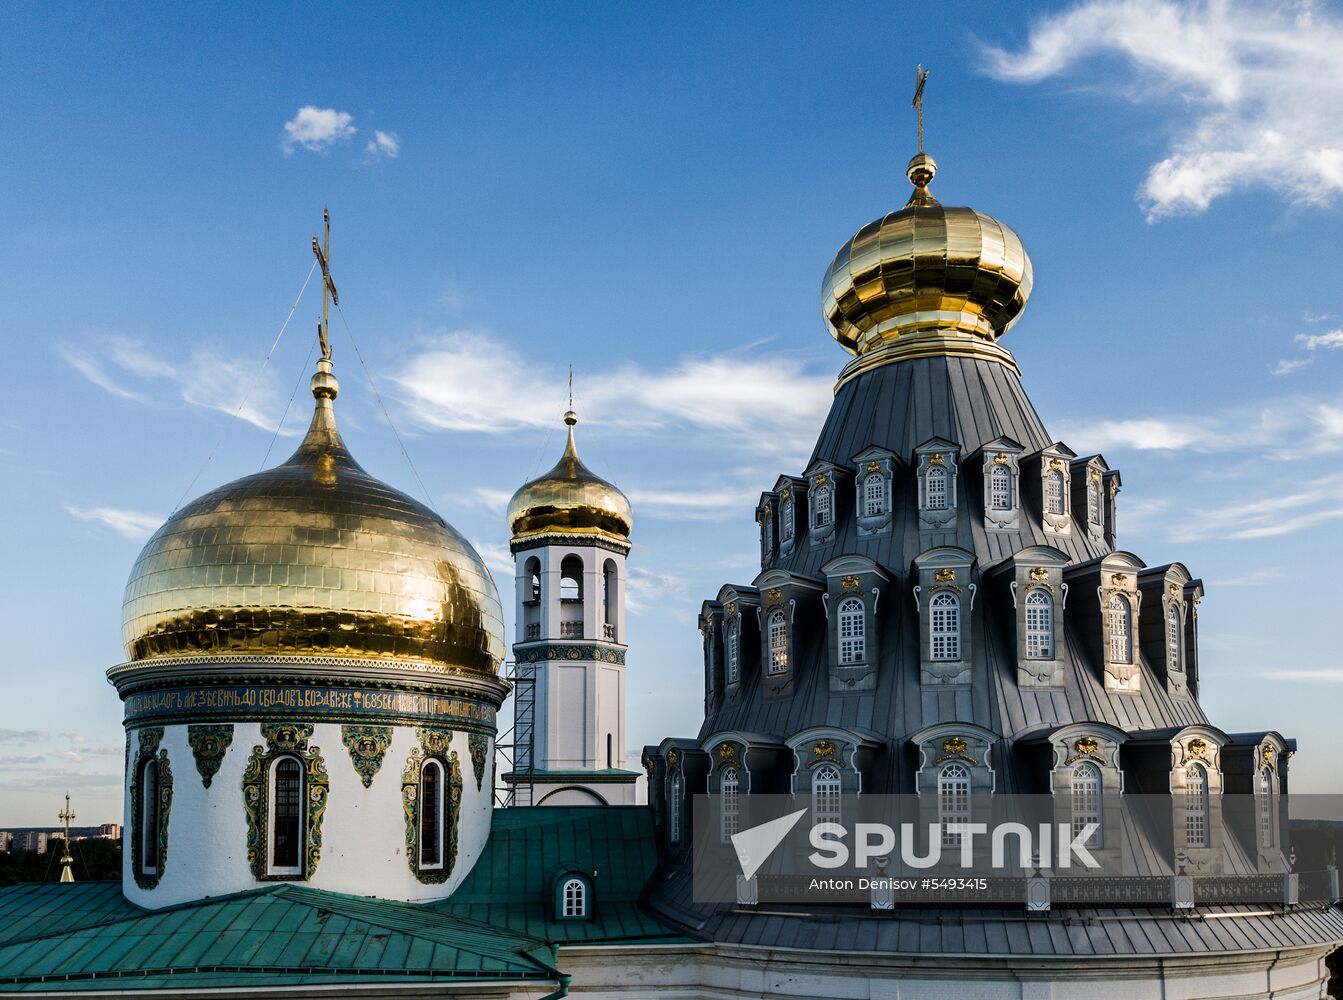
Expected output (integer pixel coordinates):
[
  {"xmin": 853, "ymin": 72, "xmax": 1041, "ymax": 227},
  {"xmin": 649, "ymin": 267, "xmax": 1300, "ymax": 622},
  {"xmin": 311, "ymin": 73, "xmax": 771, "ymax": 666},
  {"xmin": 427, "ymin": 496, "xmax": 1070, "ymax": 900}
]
[
  {"xmin": 821, "ymin": 153, "xmax": 1033, "ymax": 384},
  {"xmin": 121, "ymin": 360, "xmax": 505, "ymax": 674},
  {"xmin": 506, "ymin": 410, "xmax": 632, "ymax": 547}
]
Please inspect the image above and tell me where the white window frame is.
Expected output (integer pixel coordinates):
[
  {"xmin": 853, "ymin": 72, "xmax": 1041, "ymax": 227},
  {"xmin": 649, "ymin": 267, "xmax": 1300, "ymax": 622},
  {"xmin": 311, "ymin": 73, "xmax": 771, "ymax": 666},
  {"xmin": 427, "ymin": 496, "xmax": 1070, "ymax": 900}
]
[
  {"xmin": 929, "ymin": 592, "xmax": 960, "ymax": 661},
  {"xmin": 924, "ymin": 466, "xmax": 949, "ymax": 511},
  {"xmin": 989, "ymin": 465, "xmax": 1011, "ymax": 511},
  {"xmin": 268, "ymin": 754, "xmax": 305, "ymax": 877},
  {"xmin": 1070, "ymin": 761, "xmax": 1102, "ymax": 848},
  {"xmin": 726, "ymin": 620, "xmax": 740, "ymax": 684},
  {"xmin": 139, "ymin": 758, "xmax": 159, "ymax": 876},
  {"xmin": 863, "ymin": 473, "xmax": 885, "ymax": 517},
  {"xmin": 1024, "ymin": 589, "xmax": 1053, "ymax": 660},
  {"xmin": 1184, "ymin": 763, "xmax": 1209, "ymax": 848},
  {"xmin": 838, "ymin": 596, "xmax": 866, "ymax": 664},
  {"xmin": 419, "ymin": 757, "xmax": 445, "ymax": 870},
  {"xmin": 1087, "ymin": 478, "xmax": 1102, "ymax": 525},
  {"xmin": 1046, "ymin": 469, "xmax": 1066, "ymax": 515},
  {"xmin": 720, "ymin": 766, "xmax": 740, "ymax": 844},
  {"xmin": 1166, "ymin": 603, "xmax": 1181, "ymax": 671},
  {"xmin": 767, "ymin": 608, "xmax": 788, "ymax": 675},
  {"xmin": 562, "ymin": 877, "xmax": 587, "ymax": 917},
  {"xmin": 812, "ymin": 486, "xmax": 833, "ymax": 529},
  {"xmin": 669, "ymin": 770, "xmax": 683, "ymax": 844},
  {"xmin": 1258, "ymin": 766, "xmax": 1275, "ymax": 848},
  {"xmin": 812, "ymin": 764, "xmax": 843, "ymax": 828},
  {"xmin": 781, "ymin": 496, "xmax": 794, "ymax": 541},
  {"xmin": 1107, "ymin": 594, "xmax": 1132, "ymax": 664},
  {"xmin": 938, "ymin": 763, "xmax": 971, "ymax": 846}
]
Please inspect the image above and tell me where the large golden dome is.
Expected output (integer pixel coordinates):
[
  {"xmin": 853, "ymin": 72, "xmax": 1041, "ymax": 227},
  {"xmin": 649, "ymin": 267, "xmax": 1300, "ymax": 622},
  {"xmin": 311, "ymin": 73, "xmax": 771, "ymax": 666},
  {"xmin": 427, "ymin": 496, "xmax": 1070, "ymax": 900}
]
[
  {"xmin": 821, "ymin": 152, "xmax": 1033, "ymax": 381},
  {"xmin": 507, "ymin": 411, "xmax": 632, "ymax": 547},
  {"xmin": 121, "ymin": 360, "xmax": 505, "ymax": 674}
]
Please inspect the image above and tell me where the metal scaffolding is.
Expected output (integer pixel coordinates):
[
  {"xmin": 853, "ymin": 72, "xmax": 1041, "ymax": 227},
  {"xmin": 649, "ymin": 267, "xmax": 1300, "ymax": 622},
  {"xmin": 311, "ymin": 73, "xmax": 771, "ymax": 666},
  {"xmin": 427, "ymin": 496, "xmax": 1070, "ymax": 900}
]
[{"xmin": 494, "ymin": 660, "xmax": 536, "ymax": 807}]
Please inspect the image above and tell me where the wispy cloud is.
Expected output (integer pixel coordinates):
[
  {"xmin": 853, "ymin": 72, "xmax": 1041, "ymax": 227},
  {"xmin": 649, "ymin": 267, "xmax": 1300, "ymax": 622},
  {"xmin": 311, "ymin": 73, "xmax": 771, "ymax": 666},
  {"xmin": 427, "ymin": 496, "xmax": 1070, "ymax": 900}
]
[
  {"xmin": 281, "ymin": 106, "xmax": 356, "ymax": 155},
  {"xmin": 65, "ymin": 505, "xmax": 162, "ymax": 541},
  {"xmin": 626, "ymin": 565, "xmax": 688, "ymax": 614},
  {"xmin": 61, "ymin": 334, "xmax": 296, "ymax": 433},
  {"xmin": 624, "ymin": 485, "xmax": 761, "ymax": 522},
  {"xmin": 1172, "ymin": 471, "xmax": 1343, "ymax": 541},
  {"xmin": 392, "ymin": 330, "xmax": 833, "ymax": 459},
  {"xmin": 0, "ymin": 729, "xmax": 47, "ymax": 743},
  {"xmin": 1272, "ymin": 667, "xmax": 1343, "ymax": 683},
  {"xmin": 1297, "ymin": 328, "xmax": 1343, "ymax": 351},
  {"xmin": 365, "ymin": 130, "xmax": 401, "ymax": 160},
  {"xmin": 983, "ymin": 0, "xmax": 1343, "ymax": 219}
]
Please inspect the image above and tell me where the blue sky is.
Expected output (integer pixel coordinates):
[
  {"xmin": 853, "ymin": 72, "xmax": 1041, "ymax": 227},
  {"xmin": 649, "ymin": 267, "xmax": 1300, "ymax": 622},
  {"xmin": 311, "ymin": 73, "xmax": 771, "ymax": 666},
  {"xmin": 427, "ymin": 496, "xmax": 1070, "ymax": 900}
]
[{"xmin": 2, "ymin": 1, "xmax": 1341, "ymax": 826}]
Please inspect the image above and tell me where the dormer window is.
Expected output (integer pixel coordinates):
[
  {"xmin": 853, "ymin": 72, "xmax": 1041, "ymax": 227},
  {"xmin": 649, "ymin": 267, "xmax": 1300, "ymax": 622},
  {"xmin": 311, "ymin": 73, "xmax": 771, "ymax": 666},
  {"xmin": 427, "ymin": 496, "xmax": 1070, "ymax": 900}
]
[
  {"xmin": 812, "ymin": 764, "xmax": 843, "ymax": 827},
  {"xmin": 929, "ymin": 593, "xmax": 961, "ymax": 660},
  {"xmin": 726, "ymin": 620, "xmax": 740, "ymax": 684},
  {"xmin": 763, "ymin": 505, "xmax": 774, "ymax": 551},
  {"xmin": 862, "ymin": 473, "xmax": 884, "ymax": 517},
  {"xmin": 1046, "ymin": 469, "xmax": 1066, "ymax": 515},
  {"xmin": 1258, "ymin": 766, "xmax": 1275, "ymax": 848},
  {"xmin": 781, "ymin": 494, "xmax": 795, "ymax": 542},
  {"xmin": 925, "ymin": 466, "xmax": 948, "ymax": 510},
  {"xmin": 1024, "ymin": 589, "xmax": 1053, "ymax": 659},
  {"xmin": 812, "ymin": 484, "xmax": 833, "ymax": 529},
  {"xmin": 938, "ymin": 762, "xmax": 971, "ymax": 846},
  {"xmin": 1106, "ymin": 594, "xmax": 1132, "ymax": 664},
  {"xmin": 1087, "ymin": 476, "xmax": 1102, "ymax": 525},
  {"xmin": 1070, "ymin": 762, "xmax": 1102, "ymax": 848},
  {"xmin": 720, "ymin": 766, "xmax": 740, "ymax": 843},
  {"xmin": 1166, "ymin": 603, "xmax": 1181, "ymax": 669},
  {"xmin": 1184, "ymin": 762, "xmax": 1209, "ymax": 848},
  {"xmin": 990, "ymin": 465, "xmax": 1011, "ymax": 510},
  {"xmin": 838, "ymin": 596, "xmax": 866, "ymax": 664},
  {"xmin": 767, "ymin": 609, "xmax": 788, "ymax": 674}
]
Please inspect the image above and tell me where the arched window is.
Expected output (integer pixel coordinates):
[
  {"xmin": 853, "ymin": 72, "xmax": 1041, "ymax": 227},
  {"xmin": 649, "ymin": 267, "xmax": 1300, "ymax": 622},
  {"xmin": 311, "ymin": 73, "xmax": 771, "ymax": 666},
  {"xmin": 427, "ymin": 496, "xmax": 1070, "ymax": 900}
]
[
  {"xmin": 929, "ymin": 592, "xmax": 960, "ymax": 661},
  {"xmin": 720, "ymin": 766, "xmax": 740, "ymax": 843},
  {"xmin": 602, "ymin": 559, "xmax": 617, "ymax": 639},
  {"xmin": 1184, "ymin": 762, "xmax": 1209, "ymax": 848},
  {"xmin": 1024, "ymin": 589, "xmax": 1054, "ymax": 659},
  {"xmin": 726, "ymin": 620, "xmax": 740, "ymax": 683},
  {"xmin": 271, "ymin": 756, "xmax": 304, "ymax": 873},
  {"xmin": 863, "ymin": 473, "xmax": 884, "ymax": 517},
  {"xmin": 989, "ymin": 465, "xmax": 1011, "ymax": 510},
  {"xmin": 1107, "ymin": 594, "xmax": 1132, "ymax": 664},
  {"xmin": 669, "ymin": 770, "xmax": 683, "ymax": 844},
  {"xmin": 781, "ymin": 496, "xmax": 794, "ymax": 541},
  {"xmin": 1046, "ymin": 469, "xmax": 1066, "ymax": 515},
  {"xmin": 938, "ymin": 763, "xmax": 971, "ymax": 846},
  {"xmin": 419, "ymin": 758, "xmax": 443, "ymax": 868},
  {"xmin": 813, "ymin": 764, "xmax": 842, "ymax": 827},
  {"xmin": 561, "ymin": 877, "xmax": 588, "ymax": 918},
  {"xmin": 812, "ymin": 486, "xmax": 833, "ymax": 528},
  {"xmin": 559, "ymin": 555, "xmax": 583, "ymax": 602},
  {"xmin": 1166, "ymin": 603, "xmax": 1181, "ymax": 670},
  {"xmin": 838, "ymin": 597, "xmax": 866, "ymax": 664},
  {"xmin": 1087, "ymin": 479, "xmax": 1102, "ymax": 525},
  {"xmin": 524, "ymin": 556, "xmax": 541, "ymax": 603},
  {"xmin": 767, "ymin": 609, "xmax": 788, "ymax": 674},
  {"xmin": 924, "ymin": 466, "xmax": 948, "ymax": 510},
  {"xmin": 763, "ymin": 511, "xmax": 775, "ymax": 551},
  {"xmin": 1259, "ymin": 766, "xmax": 1276, "ymax": 848},
  {"xmin": 1070, "ymin": 762, "xmax": 1102, "ymax": 848},
  {"xmin": 138, "ymin": 758, "xmax": 159, "ymax": 876}
]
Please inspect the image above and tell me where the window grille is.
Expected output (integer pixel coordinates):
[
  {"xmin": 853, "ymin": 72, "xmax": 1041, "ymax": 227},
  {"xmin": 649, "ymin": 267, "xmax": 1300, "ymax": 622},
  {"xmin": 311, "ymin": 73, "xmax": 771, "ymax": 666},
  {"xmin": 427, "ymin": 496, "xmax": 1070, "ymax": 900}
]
[
  {"xmin": 1071, "ymin": 762, "xmax": 1102, "ymax": 848},
  {"xmin": 1088, "ymin": 480, "xmax": 1102, "ymax": 524},
  {"xmin": 930, "ymin": 592, "xmax": 960, "ymax": 661},
  {"xmin": 812, "ymin": 764, "xmax": 843, "ymax": 827},
  {"xmin": 1166, "ymin": 603, "xmax": 1181, "ymax": 670},
  {"xmin": 420, "ymin": 759, "xmax": 442, "ymax": 867},
  {"xmin": 562, "ymin": 877, "xmax": 587, "ymax": 917},
  {"xmin": 272, "ymin": 757, "xmax": 303, "ymax": 870},
  {"xmin": 812, "ymin": 486, "xmax": 833, "ymax": 528},
  {"xmin": 1259, "ymin": 767, "xmax": 1275, "ymax": 847},
  {"xmin": 669, "ymin": 770, "xmax": 683, "ymax": 843},
  {"xmin": 863, "ymin": 473, "xmax": 884, "ymax": 517},
  {"xmin": 781, "ymin": 499, "xmax": 794, "ymax": 541},
  {"xmin": 767, "ymin": 609, "xmax": 788, "ymax": 674},
  {"xmin": 1107, "ymin": 594, "xmax": 1132, "ymax": 664},
  {"xmin": 1185, "ymin": 763, "xmax": 1209, "ymax": 848},
  {"xmin": 838, "ymin": 597, "xmax": 865, "ymax": 664},
  {"xmin": 1046, "ymin": 469, "xmax": 1065, "ymax": 515},
  {"xmin": 720, "ymin": 767, "xmax": 740, "ymax": 843},
  {"xmin": 1024, "ymin": 589, "xmax": 1053, "ymax": 659},
  {"xmin": 139, "ymin": 759, "xmax": 158, "ymax": 876},
  {"xmin": 939, "ymin": 763, "xmax": 971, "ymax": 846},
  {"xmin": 726, "ymin": 622, "xmax": 739, "ymax": 683},
  {"xmin": 925, "ymin": 466, "xmax": 948, "ymax": 510},
  {"xmin": 989, "ymin": 465, "xmax": 1011, "ymax": 510}
]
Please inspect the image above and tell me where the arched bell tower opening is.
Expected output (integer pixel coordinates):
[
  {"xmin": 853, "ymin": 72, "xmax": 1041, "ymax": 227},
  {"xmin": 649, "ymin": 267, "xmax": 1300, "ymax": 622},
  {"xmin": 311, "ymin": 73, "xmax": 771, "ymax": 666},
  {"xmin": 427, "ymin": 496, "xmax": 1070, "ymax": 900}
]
[{"xmin": 504, "ymin": 410, "xmax": 638, "ymax": 806}]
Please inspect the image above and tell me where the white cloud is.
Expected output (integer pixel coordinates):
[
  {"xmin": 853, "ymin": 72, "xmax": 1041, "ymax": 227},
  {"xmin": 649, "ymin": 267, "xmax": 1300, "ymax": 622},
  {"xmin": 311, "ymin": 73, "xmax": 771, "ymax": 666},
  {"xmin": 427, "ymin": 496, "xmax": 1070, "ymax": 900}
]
[
  {"xmin": 626, "ymin": 565, "xmax": 688, "ymax": 614},
  {"xmin": 281, "ymin": 106, "xmax": 356, "ymax": 155},
  {"xmin": 392, "ymin": 330, "xmax": 833, "ymax": 460},
  {"xmin": 1297, "ymin": 328, "xmax": 1343, "ymax": 351},
  {"xmin": 365, "ymin": 130, "xmax": 401, "ymax": 160},
  {"xmin": 1273, "ymin": 668, "xmax": 1343, "ymax": 683},
  {"xmin": 983, "ymin": 0, "xmax": 1343, "ymax": 219},
  {"xmin": 65, "ymin": 505, "xmax": 162, "ymax": 541},
  {"xmin": 624, "ymin": 485, "xmax": 761, "ymax": 522},
  {"xmin": 62, "ymin": 334, "xmax": 297, "ymax": 433},
  {"xmin": 1270, "ymin": 357, "xmax": 1313, "ymax": 376},
  {"xmin": 1171, "ymin": 471, "xmax": 1343, "ymax": 541}
]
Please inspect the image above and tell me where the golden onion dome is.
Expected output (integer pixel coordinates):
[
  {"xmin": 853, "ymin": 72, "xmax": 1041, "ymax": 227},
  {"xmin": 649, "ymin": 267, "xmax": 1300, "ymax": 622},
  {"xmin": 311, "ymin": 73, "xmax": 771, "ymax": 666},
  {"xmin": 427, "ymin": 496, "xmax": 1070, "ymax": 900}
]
[
  {"xmin": 121, "ymin": 358, "xmax": 505, "ymax": 674},
  {"xmin": 507, "ymin": 411, "xmax": 632, "ymax": 547},
  {"xmin": 821, "ymin": 152, "xmax": 1033, "ymax": 382}
]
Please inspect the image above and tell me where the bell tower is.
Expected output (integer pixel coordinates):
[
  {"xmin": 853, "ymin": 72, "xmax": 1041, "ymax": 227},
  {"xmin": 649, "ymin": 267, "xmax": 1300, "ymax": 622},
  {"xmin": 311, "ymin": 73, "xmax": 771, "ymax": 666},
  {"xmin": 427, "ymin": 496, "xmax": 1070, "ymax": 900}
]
[{"xmin": 505, "ymin": 411, "xmax": 639, "ymax": 805}]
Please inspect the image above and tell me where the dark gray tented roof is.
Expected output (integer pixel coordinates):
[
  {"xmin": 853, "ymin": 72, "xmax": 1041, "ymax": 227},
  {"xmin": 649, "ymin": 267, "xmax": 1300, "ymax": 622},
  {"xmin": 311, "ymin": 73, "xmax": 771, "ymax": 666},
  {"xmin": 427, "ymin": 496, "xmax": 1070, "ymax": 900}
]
[{"xmin": 695, "ymin": 353, "xmax": 1207, "ymax": 790}]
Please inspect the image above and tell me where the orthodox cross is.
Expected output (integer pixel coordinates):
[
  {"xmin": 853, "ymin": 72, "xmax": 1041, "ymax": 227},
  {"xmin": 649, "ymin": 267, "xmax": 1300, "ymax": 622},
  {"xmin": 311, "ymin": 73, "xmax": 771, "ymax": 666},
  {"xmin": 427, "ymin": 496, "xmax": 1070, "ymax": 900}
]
[
  {"xmin": 58, "ymin": 792, "xmax": 75, "ymax": 883},
  {"xmin": 568, "ymin": 364, "xmax": 573, "ymax": 410},
  {"xmin": 311, "ymin": 209, "xmax": 340, "ymax": 360},
  {"xmin": 912, "ymin": 64, "xmax": 930, "ymax": 153}
]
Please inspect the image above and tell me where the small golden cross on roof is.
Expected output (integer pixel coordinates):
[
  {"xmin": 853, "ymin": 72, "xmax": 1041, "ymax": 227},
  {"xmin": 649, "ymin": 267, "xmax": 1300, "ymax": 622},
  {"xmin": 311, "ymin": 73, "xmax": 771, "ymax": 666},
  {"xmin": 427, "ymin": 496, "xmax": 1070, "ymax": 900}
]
[
  {"xmin": 912, "ymin": 64, "xmax": 930, "ymax": 153},
  {"xmin": 311, "ymin": 209, "xmax": 340, "ymax": 360}
]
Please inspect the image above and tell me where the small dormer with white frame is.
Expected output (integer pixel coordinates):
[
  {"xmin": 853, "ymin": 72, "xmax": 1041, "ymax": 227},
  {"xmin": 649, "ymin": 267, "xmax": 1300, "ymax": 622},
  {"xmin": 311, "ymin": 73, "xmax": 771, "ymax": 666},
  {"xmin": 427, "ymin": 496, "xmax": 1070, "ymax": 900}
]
[
  {"xmin": 913, "ymin": 437, "xmax": 960, "ymax": 532},
  {"xmin": 772, "ymin": 475, "xmax": 807, "ymax": 556},
  {"xmin": 912, "ymin": 546, "xmax": 977, "ymax": 686},
  {"xmin": 1102, "ymin": 469, "xmax": 1122, "ymax": 548},
  {"xmin": 1063, "ymin": 551, "xmax": 1145, "ymax": 693},
  {"xmin": 1169, "ymin": 725, "xmax": 1228, "ymax": 874},
  {"xmin": 716, "ymin": 584, "xmax": 760, "ymax": 698},
  {"xmin": 1137, "ymin": 563, "xmax": 1193, "ymax": 698},
  {"xmin": 819, "ymin": 554, "xmax": 893, "ymax": 694},
  {"xmin": 753, "ymin": 568, "xmax": 824, "ymax": 700},
  {"xmin": 699, "ymin": 599, "xmax": 725, "ymax": 714},
  {"xmin": 977, "ymin": 436, "xmax": 1024, "ymax": 532},
  {"xmin": 755, "ymin": 491, "xmax": 777, "ymax": 568},
  {"xmin": 1044, "ymin": 722, "xmax": 1128, "ymax": 871},
  {"xmin": 1023, "ymin": 442, "xmax": 1077, "ymax": 536},
  {"xmin": 801, "ymin": 459, "xmax": 848, "ymax": 545},
  {"xmin": 986, "ymin": 544, "xmax": 1069, "ymax": 688},
  {"xmin": 850, "ymin": 445, "xmax": 900, "ymax": 536},
  {"xmin": 1070, "ymin": 454, "xmax": 1110, "ymax": 542}
]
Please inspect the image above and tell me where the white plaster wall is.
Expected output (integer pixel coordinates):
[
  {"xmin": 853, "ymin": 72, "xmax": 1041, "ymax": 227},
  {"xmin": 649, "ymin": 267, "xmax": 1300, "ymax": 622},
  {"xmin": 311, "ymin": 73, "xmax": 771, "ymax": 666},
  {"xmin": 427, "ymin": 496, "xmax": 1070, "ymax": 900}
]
[{"xmin": 123, "ymin": 722, "xmax": 494, "ymax": 908}]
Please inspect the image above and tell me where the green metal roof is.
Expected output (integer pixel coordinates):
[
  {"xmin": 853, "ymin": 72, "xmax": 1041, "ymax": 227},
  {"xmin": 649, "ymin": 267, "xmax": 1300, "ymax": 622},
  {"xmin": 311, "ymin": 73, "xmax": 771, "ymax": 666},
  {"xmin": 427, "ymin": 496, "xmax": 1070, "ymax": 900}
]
[{"xmin": 0, "ymin": 806, "xmax": 684, "ymax": 993}]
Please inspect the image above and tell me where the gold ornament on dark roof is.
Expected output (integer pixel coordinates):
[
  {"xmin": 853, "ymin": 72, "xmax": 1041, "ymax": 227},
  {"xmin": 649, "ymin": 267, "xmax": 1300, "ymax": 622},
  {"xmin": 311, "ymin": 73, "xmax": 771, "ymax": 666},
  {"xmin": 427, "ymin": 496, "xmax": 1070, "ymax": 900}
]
[{"xmin": 942, "ymin": 736, "xmax": 968, "ymax": 755}]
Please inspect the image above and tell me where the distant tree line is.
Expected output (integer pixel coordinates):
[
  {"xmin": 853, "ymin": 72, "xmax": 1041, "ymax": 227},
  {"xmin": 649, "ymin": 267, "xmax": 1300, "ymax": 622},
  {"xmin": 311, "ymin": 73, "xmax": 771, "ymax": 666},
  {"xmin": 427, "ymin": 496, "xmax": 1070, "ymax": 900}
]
[{"xmin": 0, "ymin": 839, "xmax": 121, "ymax": 885}]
